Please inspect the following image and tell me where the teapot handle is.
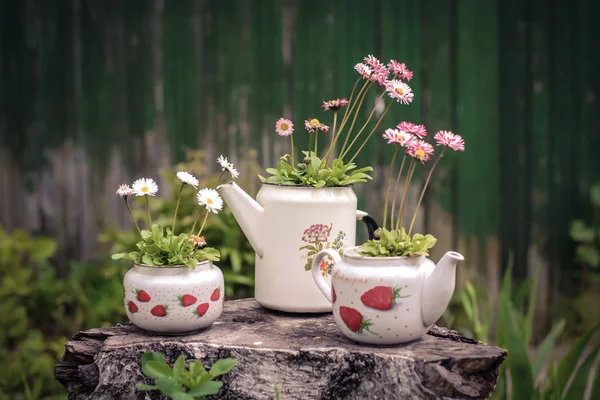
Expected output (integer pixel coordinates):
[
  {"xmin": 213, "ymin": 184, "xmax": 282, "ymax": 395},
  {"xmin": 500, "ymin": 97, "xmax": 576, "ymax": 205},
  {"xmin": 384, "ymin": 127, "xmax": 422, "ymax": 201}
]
[
  {"xmin": 311, "ymin": 249, "xmax": 342, "ymax": 304},
  {"xmin": 356, "ymin": 210, "xmax": 379, "ymax": 240}
]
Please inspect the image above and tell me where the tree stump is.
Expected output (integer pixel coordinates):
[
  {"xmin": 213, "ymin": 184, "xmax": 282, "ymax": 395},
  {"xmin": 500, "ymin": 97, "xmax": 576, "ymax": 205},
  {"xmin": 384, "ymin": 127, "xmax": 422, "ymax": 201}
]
[{"xmin": 55, "ymin": 299, "xmax": 507, "ymax": 400}]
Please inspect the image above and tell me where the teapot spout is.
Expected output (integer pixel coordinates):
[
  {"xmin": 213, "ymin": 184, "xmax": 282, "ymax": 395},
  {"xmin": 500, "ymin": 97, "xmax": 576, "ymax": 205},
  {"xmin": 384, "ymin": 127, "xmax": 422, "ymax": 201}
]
[
  {"xmin": 217, "ymin": 182, "xmax": 265, "ymax": 257},
  {"xmin": 421, "ymin": 251, "xmax": 464, "ymax": 327}
]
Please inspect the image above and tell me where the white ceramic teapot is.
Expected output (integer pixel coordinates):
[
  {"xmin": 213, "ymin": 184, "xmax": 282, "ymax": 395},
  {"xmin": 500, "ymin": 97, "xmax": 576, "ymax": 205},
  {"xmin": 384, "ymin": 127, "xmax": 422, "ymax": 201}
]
[
  {"xmin": 217, "ymin": 182, "xmax": 378, "ymax": 313},
  {"xmin": 311, "ymin": 246, "xmax": 464, "ymax": 344}
]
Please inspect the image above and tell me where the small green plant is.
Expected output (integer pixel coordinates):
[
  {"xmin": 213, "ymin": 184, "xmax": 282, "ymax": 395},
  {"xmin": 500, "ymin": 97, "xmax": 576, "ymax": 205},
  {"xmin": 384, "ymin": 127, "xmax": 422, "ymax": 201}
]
[
  {"xmin": 260, "ymin": 153, "xmax": 372, "ymax": 187},
  {"xmin": 358, "ymin": 227, "xmax": 437, "ymax": 257},
  {"xmin": 112, "ymin": 224, "xmax": 219, "ymax": 269},
  {"xmin": 111, "ymin": 157, "xmax": 238, "ymax": 268},
  {"xmin": 138, "ymin": 352, "xmax": 236, "ymax": 399}
]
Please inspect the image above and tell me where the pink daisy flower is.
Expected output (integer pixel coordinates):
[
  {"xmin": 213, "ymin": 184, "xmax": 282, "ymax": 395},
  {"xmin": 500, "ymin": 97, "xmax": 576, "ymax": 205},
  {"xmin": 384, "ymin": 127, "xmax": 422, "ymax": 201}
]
[
  {"xmin": 383, "ymin": 129, "xmax": 417, "ymax": 148},
  {"xmin": 383, "ymin": 128, "xmax": 401, "ymax": 144},
  {"xmin": 320, "ymin": 124, "xmax": 330, "ymax": 133},
  {"xmin": 355, "ymin": 63, "xmax": 372, "ymax": 80},
  {"xmin": 434, "ymin": 130, "xmax": 465, "ymax": 151},
  {"xmin": 398, "ymin": 131, "xmax": 418, "ymax": 148},
  {"xmin": 407, "ymin": 140, "xmax": 435, "ymax": 164},
  {"xmin": 321, "ymin": 98, "xmax": 349, "ymax": 111},
  {"xmin": 385, "ymin": 80, "xmax": 414, "ymax": 105},
  {"xmin": 275, "ymin": 118, "xmax": 294, "ymax": 137},
  {"xmin": 387, "ymin": 60, "xmax": 413, "ymax": 81},
  {"xmin": 397, "ymin": 121, "xmax": 427, "ymax": 138},
  {"xmin": 304, "ymin": 118, "xmax": 326, "ymax": 133},
  {"xmin": 364, "ymin": 54, "xmax": 386, "ymax": 73}
]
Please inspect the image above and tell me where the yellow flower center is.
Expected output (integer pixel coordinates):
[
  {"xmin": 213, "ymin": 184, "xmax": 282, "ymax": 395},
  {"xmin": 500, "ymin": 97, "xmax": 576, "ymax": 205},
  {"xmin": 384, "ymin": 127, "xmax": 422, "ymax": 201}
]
[
  {"xmin": 141, "ymin": 186, "xmax": 149, "ymax": 193},
  {"xmin": 309, "ymin": 118, "xmax": 320, "ymax": 127},
  {"xmin": 207, "ymin": 198, "xmax": 213, "ymax": 204},
  {"xmin": 395, "ymin": 87, "xmax": 405, "ymax": 95},
  {"xmin": 415, "ymin": 149, "xmax": 425, "ymax": 159},
  {"xmin": 280, "ymin": 123, "xmax": 289, "ymax": 131}
]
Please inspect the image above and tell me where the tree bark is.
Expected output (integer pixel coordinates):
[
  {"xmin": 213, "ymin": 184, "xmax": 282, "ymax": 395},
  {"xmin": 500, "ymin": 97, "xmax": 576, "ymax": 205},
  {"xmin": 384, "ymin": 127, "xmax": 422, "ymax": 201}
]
[{"xmin": 55, "ymin": 299, "xmax": 507, "ymax": 400}]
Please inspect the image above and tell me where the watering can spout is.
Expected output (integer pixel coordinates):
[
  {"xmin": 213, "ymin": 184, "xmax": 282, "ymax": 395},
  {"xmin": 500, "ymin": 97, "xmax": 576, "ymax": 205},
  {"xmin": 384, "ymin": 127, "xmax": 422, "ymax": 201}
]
[
  {"xmin": 217, "ymin": 182, "xmax": 265, "ymax": 258},
  {"xmin": 420, "ymin": 251, "xmax": 464, "ymax": 327}
]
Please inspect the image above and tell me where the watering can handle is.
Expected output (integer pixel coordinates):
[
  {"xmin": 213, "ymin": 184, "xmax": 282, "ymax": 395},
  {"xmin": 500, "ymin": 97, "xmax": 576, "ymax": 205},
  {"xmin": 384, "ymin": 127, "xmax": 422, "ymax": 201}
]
[{"xmin": 356, "ymin": 210, "xmax": 379, "ymax": 240}]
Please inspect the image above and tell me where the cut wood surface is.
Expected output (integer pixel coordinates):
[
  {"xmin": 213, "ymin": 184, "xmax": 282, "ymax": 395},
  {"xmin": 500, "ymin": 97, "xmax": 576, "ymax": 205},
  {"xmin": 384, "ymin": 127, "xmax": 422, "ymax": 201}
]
[{"xmin": 55, "ymin": 299, "xmax": 507, "ymax": 400}]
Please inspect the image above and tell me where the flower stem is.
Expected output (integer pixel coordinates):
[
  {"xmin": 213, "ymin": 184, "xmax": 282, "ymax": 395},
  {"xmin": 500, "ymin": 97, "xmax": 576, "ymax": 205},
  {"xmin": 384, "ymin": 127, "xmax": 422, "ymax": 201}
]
[
  {"xmin": 216, "ymin": 170, "xmax": 226, "ymax": 186},
  {"xmin": 347, "ymin": 101, "xmax": 393, "ymax": 164},
  {"xmin": 408, "ymin": 149, "xmax": 446, "ymax": 235},
  {"xmin": 171, "ymin": 184, "xmax": 185, "ymax": 235},
  {"xmin": 390, "ymin": 155, "xmax": 407, "ymax": 225},
  {"xmin": 190, "ymin": 207, "xmax": 203, "ymax": 235},
  {"xmin": 197, "ymin": 210, "xmax": 210, "ymax": 236},
  {"xmin": 124, "ymin": 197, "xmax": 142, "ymax": 237},
  {"xmin": 308, "ymin": 133, "xmax": 313, "ymax": 156},
  {"xmin": 382, "ymin": 146, "xmax": 399, "ymax": 230},
  {"xmin": 325, "ymin": 111, "xmax": 338, "ymax": 164},
  {"xmin": 144, "ymin": 195, "xmax": 152, "ymax": 227},
  {"xmin": 290, "ymin": 135, "xmax": 295, "ymax": 166},
  {"xmin": 339, "ymin": 81, "xmax": 372, "ymax": 157},
  {"xmin": 339, "ymin": 79, "xmax": 370, "ymax": 133},
  {"xmin": 314, "ymin": 128, "xmax": 319, "ymax": 155},
  {"xmin": 341, "ymin": 90, "xmax": 388, "ymax": 160},
  {"xmin": 396, "ymin": 159, "xmax": 416, "ymax": 230}
]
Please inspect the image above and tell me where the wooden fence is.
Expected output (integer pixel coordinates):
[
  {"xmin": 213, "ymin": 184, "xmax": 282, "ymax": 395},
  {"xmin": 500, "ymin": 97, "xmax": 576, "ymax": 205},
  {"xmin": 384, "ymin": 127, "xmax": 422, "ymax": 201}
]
[{"xmin": 1, "ymin": 0, "xmax": 599, "ymax": 326}]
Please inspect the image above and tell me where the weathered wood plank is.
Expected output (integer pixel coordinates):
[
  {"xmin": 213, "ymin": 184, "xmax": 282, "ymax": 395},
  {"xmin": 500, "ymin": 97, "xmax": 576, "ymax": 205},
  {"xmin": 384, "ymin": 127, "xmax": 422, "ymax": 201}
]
[{"xmin": 55, "ymin": 299, "xmax": 506, "ymax": 399}]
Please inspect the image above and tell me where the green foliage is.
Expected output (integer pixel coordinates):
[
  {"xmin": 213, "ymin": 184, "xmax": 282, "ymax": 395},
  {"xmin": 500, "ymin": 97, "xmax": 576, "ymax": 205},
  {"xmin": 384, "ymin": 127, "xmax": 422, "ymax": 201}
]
[
  {"xmin": 0, "ymin": 226, "xmax": 127, "ymax": 399},
  {"xmin": 103, "ymin": 150, "xmax": 256, "ymax": 299},
  {"xmin": 112, "ymin": 224, "xmax": 219, "ymax": 269},
  {"xmin": 358, "ymin": 228, "xmax": 437, "ymax": 257},
  {"xmin": 138, "ymin": 352, "xmax": 236, "ymax": 399},
  {"xmin": 570, "ymin": 182, "xmax": 600, "ymax": 268},
  {"xmin": 453, "ymin": 263, "xmax": 600, "ymax": 399},
  {"xmin": 259, "ymin": 153, "xmax": 372, "ymax": 187}
]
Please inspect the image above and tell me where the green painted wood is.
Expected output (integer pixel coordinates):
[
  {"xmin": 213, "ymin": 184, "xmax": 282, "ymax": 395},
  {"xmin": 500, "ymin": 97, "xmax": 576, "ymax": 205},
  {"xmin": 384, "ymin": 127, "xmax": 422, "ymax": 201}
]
[{"xmin": 456, "ymin": 0, "xmax": 500, "ymax": 265}]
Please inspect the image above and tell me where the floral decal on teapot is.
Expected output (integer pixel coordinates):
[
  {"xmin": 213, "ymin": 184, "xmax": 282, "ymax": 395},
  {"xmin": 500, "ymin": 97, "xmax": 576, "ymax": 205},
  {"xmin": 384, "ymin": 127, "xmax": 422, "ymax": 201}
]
[{"xmin": 299, "ymin": 223, "xmax": 346, "ymax": 274}]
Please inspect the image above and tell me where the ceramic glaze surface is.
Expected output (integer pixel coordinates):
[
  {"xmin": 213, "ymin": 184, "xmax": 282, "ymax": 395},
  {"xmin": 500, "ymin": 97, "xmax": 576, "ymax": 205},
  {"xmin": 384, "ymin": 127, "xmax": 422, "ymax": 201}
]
[
  {"xmin": 218, "ymin": 182, "xmax": 375, "ymax": 313},
  {"xmin": 123, "ymin": 261, "xmax": 224, "ymax": 333},
  {"xmin": 311, "ymin": 247, "xmax": 463, "ymax": 345}
]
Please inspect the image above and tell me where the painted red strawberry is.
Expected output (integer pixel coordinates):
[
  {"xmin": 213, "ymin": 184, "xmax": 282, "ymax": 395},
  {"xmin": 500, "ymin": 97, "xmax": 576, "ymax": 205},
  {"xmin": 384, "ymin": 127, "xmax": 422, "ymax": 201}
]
[
  {"xmin": 332, "ymin": 285, "xmax": 337, "ymax": 303},
  {"xmin": 128, "ymin": 301, "xmax": 138, "ymax": 313},
  {"xmin": 194, "ymin": 303, "xmax": 209, "ymax": 317},
  {"xmin": 150, "ymin": 304, "xmax": 168, "ymax": 317},
  {"xmin": 339, "ymin": 306, "xmax": 374, "ymax": 334},
  {"xmin": 177, "ymin": 294, "xmax": 197, "ymax": 307},
  {"xmin": 360, "ymin": 286, "xmax": 410, "ymax": 311},
  {"xmin": 210, "ymin": 288, "xmax": 220, "ymax": 301},
  {"xmin": 136, "ymin": 289, "xmax": 151, "ymax": 302}
]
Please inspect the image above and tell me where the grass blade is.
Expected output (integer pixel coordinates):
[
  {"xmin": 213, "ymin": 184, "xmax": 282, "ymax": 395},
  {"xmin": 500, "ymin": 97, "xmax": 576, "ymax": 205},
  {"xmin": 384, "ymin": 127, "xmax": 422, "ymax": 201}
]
[
  {"xmin": 532, "ymin": 319, "xmax": 566, "ymax": 380},
  {"xmin": 561, "ymin": 345, "xmax": 599, "ymax": 400}
]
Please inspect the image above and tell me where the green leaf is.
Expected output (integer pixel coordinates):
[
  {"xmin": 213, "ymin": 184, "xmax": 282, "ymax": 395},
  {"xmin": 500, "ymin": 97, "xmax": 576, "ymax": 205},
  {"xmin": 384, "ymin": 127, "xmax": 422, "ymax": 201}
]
[
  {"xmin": 142, "ymin": 352, "xmax": 166, "ymax": 365},
  {"xmin": 143, "ymin": 360, "xmax": 173, "ymax": 378},
  {"xmin": 111, "ymin": 252, "xmax": 128, "ymax": 260},
  {"xmin": 154, "ymin": 376, "xmax": 181, "ymax": 396},
  {"xmin": 30, "ymin": 237, "xmax": 57, "ymax": 261},
  {"xmin": 173, "ymin": 355, "xmax": 186, "ymax": 380},
  {"xmin": 209, "ymin": 358, "xmax": 237, "ymax": 377},
  {"xmin": 499, "ymin": 297, "xmax": 535, "ymax": 400},
  {"xmin": 532, "ymin": 319, "xmax": 566, "ymax": 380},
  {"xmin": 142, "ymin": 255, "xmax": 154, "ymax": 265},
  {"xmin": 171, "ymin": 392, "xmax": 195, "ymax": 400},
  {"xmin": 189, "ymin": 360, "xmax": 207, "ymax": 379},
  {"xmin": 555, "ymin": 322, "xmax": 600, "ymax": 397},
  {"xmin": 562, "ymin": 345, "xmax": 599, "ymax": 400},
  {"xmin": 137, "ymin": 384, "xmax": 158, "ymax": 391},
  {"xmin": 590, "ymin": 358, "xmax": 600, "ymax": 400},
  {"xmin": 188, "ymin": 381, "xmax": 223, "ymax": 397},
  {"xmin": 141, "ymin": 230, "xmax": 152, "ymax": 240}
]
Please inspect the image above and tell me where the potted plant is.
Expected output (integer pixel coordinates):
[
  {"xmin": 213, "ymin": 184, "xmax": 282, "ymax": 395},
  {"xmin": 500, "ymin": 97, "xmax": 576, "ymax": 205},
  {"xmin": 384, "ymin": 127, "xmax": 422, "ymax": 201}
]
[
  {"xmin": 112, "ymin": 158, "xmax": 237, "ymax": 334},
  {"xmin": 311, "ymin": 115, "xmax": 467, "ymax": 344},
  {"xmin": 218, "ymin": 55, "xmax": 418, "ymax": 313}
]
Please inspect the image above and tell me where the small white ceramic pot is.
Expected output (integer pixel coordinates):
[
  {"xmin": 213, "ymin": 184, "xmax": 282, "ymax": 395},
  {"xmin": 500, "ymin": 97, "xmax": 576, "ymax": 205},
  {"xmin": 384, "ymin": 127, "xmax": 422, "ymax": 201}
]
[
  {"xmin": 123, "ymin": 261, "xmax": 224, "ymax": 334},
  {"xmin": 311, "ymin": 246, "xmax": 464, "ymax": 345}
]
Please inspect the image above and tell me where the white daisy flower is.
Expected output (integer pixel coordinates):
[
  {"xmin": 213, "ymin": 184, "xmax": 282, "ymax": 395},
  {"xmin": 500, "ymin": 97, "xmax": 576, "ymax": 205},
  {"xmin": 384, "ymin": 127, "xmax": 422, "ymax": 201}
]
[
  {"xmin": 197, "ymin": 188, "xmax": 223, "ymax": 214},
  {"xmin": 216, "ymin": 155, "xmax": 239, "ymax": 180},
  {"xmin": 131, "ymin": 178, "xmax": 159, "ymax": 196},
  {"xmin": 115, "ymin": 184, "xmax": 132, "ymax": 198},
  {"xmin": 176, "ymin": 171, "xmax": 199, "ymax": 188}
]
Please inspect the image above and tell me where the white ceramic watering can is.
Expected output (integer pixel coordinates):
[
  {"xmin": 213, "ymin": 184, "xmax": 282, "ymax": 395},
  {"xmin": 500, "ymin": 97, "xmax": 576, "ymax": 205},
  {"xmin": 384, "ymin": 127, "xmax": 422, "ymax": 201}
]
[{"xmin": 217, "ymin": 182, "xmax": 378, "ymax": 313}]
